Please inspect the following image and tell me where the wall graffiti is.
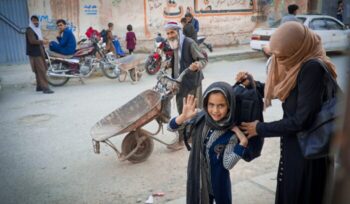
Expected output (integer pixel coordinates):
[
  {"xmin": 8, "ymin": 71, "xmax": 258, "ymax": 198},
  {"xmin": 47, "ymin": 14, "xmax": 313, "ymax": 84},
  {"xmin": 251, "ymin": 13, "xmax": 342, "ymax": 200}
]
[
  {"xmin": 144, "ymin": 0, "xmax": 167, "ymax": 38},
  {"xmin": 37, "ymin": 15, "xmax": 77, "ymax": 31},
  {"xmin": 163, "ymin": 0, "xmax": 184, "ymax": 17},
  {"xmin": 144, "ymin": 0, "xmax": 257, "ymax": 38}
]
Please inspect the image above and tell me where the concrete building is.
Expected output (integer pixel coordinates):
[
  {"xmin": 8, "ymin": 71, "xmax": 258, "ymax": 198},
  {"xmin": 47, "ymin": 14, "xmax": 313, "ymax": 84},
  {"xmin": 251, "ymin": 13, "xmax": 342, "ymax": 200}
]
[
  {"xmin": 26, "ymin": 0, "xmax": 309, "ymax": 50},
  {"xmin": 1, "ymin": 0, "xmax": 347, "ymax": 64}
]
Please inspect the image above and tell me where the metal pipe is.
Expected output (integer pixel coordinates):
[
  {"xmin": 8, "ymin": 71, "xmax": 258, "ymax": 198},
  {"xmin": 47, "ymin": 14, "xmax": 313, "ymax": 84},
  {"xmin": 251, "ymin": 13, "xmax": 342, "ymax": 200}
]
[
  {"xmin": 47, "ymin": 72, "xmax": 81, "ymax": 78},
  {"xmin": 0, "ymin": 13, "xmax": 26, "ymax": 34},
  {"xmin": 103, "ymin": 139, "xmax": 121, "ymax": 156}
]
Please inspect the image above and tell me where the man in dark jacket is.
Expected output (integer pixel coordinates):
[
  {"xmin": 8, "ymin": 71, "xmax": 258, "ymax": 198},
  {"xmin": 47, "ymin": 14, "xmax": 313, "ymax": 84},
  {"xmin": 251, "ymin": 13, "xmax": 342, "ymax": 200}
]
[
  {"xmin": 26, "ymin": 15, "xmax": 54, "ymax": 94},
  {"xmin": 164, "ymin": 22, "xmax": 207, "ymax": 149},
  {"xmin": 180, "ymin": 17, "xmax": 197, "ymax": 42},
  {"xmin": 185, "ymin": 13, "xmax": 199, "ymax": 34},
  {"xmin": 49, "ymin": 19, "xmax": 76, "ymax": 55}
]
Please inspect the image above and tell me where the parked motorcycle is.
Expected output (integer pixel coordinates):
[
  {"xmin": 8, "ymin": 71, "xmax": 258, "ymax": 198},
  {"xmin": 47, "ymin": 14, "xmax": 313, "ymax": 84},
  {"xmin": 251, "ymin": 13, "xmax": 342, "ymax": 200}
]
[
  {"xmin": 145, "ymin": 34, "xmax": 211, "ymax": 75},
  {"xmin": 144, "ymin": 34, "xmax": 173, "ymax": 75},
  {"xmin": 197, "ymin": 36, "xmax": 213, "ymax": 52},
  {"xmin": 46, "ymin": 37, "xmax": 119, "ymax": 86}
]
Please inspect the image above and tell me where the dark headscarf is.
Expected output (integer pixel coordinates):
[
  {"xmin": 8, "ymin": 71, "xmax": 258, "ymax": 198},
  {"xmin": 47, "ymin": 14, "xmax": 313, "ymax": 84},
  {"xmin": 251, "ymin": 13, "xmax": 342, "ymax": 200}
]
[{"xmin": 202, "ymin": 81, "xmax": 236, "ymax": 130}]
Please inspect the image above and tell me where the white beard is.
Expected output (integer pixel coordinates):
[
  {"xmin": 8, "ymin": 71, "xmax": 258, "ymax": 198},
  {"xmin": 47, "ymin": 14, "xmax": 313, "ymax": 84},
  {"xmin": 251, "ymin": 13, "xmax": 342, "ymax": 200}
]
[{"xmin": 168, "ymin": 39, "xmax": 179, "ymax": 49}]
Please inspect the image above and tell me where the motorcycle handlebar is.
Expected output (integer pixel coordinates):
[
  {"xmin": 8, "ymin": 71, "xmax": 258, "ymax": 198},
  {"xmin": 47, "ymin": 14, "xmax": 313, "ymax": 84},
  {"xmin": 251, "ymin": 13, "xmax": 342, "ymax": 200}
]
[{"xmin": 77, "ymin": 38, "xmax": 87, "ymax": 45}]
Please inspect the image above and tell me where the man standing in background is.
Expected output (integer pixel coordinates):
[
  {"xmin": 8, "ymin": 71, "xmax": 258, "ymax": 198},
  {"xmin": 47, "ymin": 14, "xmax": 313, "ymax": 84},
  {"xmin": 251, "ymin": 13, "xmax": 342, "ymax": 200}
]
[
  {"xmin": 180, "ymin": 17, "xmax": 197, "ymax": 42},
  {"xmin": 26, "ymin": 15, "xmax": 54, "ymax": 94},
  {"xmin": 185, "ymin": 13, "xmax": 199, "ymax": 40},
  {"xmin": 281, "ymin": 4, "xmax": 300, "ymax": 24},
  {"xmin": 337, "ymin": 1, "xmax": 344, "ymax": 22}
]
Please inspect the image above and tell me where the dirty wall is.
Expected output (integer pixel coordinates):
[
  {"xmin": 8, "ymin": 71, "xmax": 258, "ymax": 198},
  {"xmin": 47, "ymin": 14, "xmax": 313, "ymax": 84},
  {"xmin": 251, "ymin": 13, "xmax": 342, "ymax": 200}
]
[{"xmin": 28, "ymin": 0, "xmax": 308, "ymax": 51}]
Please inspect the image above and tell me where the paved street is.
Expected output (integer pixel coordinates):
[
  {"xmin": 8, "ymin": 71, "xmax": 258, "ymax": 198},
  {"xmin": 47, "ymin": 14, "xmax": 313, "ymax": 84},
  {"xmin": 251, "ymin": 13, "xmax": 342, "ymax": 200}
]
[{"xmin": 0, "ymin": 54, "xmax": 348, "ymax": 204}]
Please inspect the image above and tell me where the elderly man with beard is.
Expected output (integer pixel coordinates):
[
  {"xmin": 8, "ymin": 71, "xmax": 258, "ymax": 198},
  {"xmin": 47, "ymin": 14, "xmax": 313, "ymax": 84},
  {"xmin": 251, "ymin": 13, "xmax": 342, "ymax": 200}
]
[{"xmin": 165, "ymin": 22, "xmax": 207, "ymax": 150}]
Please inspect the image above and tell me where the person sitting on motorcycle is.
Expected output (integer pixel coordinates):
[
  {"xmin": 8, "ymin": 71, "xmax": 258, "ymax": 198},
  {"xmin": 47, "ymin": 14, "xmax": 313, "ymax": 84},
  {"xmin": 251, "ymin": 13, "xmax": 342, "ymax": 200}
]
[{"xmin": 49, "ymin": 19, "xmax": 76, "ymax": 55}]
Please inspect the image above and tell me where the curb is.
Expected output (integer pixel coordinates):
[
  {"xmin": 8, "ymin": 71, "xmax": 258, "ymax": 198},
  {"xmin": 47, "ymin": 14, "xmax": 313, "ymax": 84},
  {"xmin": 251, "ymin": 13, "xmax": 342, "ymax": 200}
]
[
  {"xmin": 209, "ymin": 50, "xmax": 264, "ymax": 62},
  {"xmin": 0, "ymin": 50, "xmax": 263, "ymax": 91}
]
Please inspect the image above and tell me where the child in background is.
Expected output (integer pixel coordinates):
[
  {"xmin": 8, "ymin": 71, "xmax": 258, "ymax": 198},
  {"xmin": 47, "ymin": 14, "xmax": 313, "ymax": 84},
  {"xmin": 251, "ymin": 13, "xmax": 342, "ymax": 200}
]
[
  {"xmin": 104, "ymin": 30, "xmax": 116, "ymax": 56},
  {"xmin": 125, "ymin": 24, "xmax": 136, "ymax": 54},
  {"xmin": 168, "ymin": 82, "xmax": 248, "ymax": 204}
]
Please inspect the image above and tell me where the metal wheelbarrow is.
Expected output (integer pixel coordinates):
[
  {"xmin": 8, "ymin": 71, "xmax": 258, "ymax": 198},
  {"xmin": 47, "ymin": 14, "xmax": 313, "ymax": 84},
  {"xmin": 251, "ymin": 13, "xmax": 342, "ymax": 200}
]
[
  {"xmin": 91, "ymin": 69, "xmax": 190, "ymax": 163},
  {"xmin": 106, "ymin": 54, "xmax": 144, "ymax": 83}
]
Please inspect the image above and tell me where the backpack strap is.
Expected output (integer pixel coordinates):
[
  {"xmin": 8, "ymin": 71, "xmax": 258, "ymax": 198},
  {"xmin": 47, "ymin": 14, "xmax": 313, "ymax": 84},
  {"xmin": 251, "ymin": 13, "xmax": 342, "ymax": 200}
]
[
  {"xmin": 183, "ymin": 111, "xmax": 206, "ymax": 151},
  {"xmin": 313, "ymin": 58, "xmax": 341, "ymax": 94},
  {"xmin": 306, "ymin": 59, "xmax": 342, "ymax": 100}
]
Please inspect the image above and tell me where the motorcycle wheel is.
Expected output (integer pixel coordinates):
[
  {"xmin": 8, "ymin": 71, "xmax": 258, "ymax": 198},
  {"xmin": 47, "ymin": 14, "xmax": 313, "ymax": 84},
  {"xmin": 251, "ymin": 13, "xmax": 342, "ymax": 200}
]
[
  {"xmin": 145, "ymin": 57, "xmax": 161, "ymax": 75},
  {"xmin": 129, "ymin": 68, "xmax": 142, "ymax": 82},
  {"xmin": 47, "ymin": 62, "xmax": 70, "ymax": 86},
  {"xmin": 121, "ymin": 129, "xmax": 154, "ymax": 163},
  {"xmin": 100, "ymin": 62, "xmax": 118, "ymax": 79}
]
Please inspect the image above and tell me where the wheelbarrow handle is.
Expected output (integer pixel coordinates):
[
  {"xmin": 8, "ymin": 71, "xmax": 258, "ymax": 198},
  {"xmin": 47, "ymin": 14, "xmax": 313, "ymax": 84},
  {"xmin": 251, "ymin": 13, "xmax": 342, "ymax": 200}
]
[
  {"xmin": 158, "ymin": 67, "xmax": 192, "ymax": 82},
  {"xmin": 176, "ymin": 68, "xmax": 191, "ymax": 83},
  {"xmin": 155, "ymin": 68, "xmax": 195, "ymax": 94}
]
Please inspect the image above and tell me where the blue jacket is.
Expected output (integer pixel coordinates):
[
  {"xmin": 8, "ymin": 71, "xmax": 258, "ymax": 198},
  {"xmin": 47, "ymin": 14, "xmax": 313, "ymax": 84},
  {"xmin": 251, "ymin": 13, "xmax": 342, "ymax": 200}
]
[
  {"xmin": 50, "ymin": 28, "xmax": 76, "ymax": 55},
  {"xmin": 58, "ymin": 28, "xmax": 76, "ymax": 54},
  {"xmin": 191, "ymin": 18, "xmax": 199, "ymax": 33}
]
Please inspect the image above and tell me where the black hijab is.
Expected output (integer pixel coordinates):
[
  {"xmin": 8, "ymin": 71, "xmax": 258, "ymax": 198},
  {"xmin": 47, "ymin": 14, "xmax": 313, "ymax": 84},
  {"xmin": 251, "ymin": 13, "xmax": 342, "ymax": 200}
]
[{"xmin": 202, "ymin": 81, "xmax": 236, "ymax": 130}]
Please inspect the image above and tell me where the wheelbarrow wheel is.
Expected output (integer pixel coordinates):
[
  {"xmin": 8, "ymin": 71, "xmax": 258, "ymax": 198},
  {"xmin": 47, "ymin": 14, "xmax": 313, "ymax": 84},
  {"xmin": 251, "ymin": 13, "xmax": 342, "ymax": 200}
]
[
  {"xmin": 129, "ymin": 68, "xmax": 142, "ymax": 82},
  {"xmin": 118, "ymin": 70, "xmax": 128, "ymax": 82},
  {"xmin": 121, "ymin": 129, "xmax": 154, "ymax": 163}
]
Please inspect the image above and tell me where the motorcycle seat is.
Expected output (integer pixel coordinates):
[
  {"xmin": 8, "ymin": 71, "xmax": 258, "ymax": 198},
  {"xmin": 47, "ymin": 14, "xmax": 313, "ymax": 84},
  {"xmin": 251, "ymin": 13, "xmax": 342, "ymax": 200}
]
[{"xmin": 47, "ymin": 50, "xmax": 74, "ymax": 59}]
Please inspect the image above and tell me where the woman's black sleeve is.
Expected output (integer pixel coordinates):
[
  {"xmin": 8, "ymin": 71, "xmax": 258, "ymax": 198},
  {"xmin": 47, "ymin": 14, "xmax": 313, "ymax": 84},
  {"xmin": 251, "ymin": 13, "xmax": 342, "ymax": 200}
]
[{"xmin": 256, "ymin": 61, "xmax": 325, "ymax": 137}]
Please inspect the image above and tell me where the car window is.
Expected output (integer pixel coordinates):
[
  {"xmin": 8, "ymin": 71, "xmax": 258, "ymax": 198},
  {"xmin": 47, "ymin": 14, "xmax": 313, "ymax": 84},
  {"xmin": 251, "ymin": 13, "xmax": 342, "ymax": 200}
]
[
  {"xmin": 309, "ymin": 19, "xmax": 327, "ymax": 30},
  {"xmin": 325, "ymin": 18, "xmax": 344, "ymax": 30},
  {"xmin": 270, "ymin": 19, "xmax": 281, "ymax": 28},
  {"xmin": 296, "ymin": 17, "xmax": 306, "ymax": 23}
]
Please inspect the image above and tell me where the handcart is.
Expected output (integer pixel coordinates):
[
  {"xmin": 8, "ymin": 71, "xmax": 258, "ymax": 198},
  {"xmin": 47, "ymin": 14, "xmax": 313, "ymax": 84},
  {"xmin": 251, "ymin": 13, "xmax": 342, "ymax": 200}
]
[
  {"xmin": 91, "ymin": 69, "xmax": 190, "ymax": 163},
  {"xmin": 106, "ymin": 54, "xmax": 144, "ymax": 83}
]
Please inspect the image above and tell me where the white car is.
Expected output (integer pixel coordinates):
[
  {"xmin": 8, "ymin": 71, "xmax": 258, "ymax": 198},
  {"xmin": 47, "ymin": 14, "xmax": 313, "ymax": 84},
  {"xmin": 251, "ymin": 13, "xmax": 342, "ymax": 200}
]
[{"xmin": 250, "ymin": 15, "xmax": 350, "ymax": 53}]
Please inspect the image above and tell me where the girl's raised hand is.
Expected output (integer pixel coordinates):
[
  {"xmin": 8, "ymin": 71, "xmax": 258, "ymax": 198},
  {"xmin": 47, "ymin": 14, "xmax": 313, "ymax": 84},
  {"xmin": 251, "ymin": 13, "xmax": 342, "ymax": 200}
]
[
  {"xmin": 182, "ymin": 95, "xmax": 198, "ymax": 119},
  {"xmin": 176, "ymin": 95, "xmax": 198, "ymax": 125}
]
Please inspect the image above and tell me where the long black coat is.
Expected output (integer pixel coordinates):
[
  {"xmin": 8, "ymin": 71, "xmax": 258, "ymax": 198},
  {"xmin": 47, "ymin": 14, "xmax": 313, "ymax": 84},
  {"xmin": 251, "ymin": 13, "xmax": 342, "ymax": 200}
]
[{"xmin": 256, "ymin": 60, "xmax": 332, "ymax": 204}]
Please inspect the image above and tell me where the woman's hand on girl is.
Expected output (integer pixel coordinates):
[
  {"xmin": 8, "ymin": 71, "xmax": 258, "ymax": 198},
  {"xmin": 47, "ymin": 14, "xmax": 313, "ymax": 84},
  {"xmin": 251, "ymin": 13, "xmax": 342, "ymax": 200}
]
[{"xmin": 240, "ymin": 121, "xmax": 259, "ymax": 138}]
